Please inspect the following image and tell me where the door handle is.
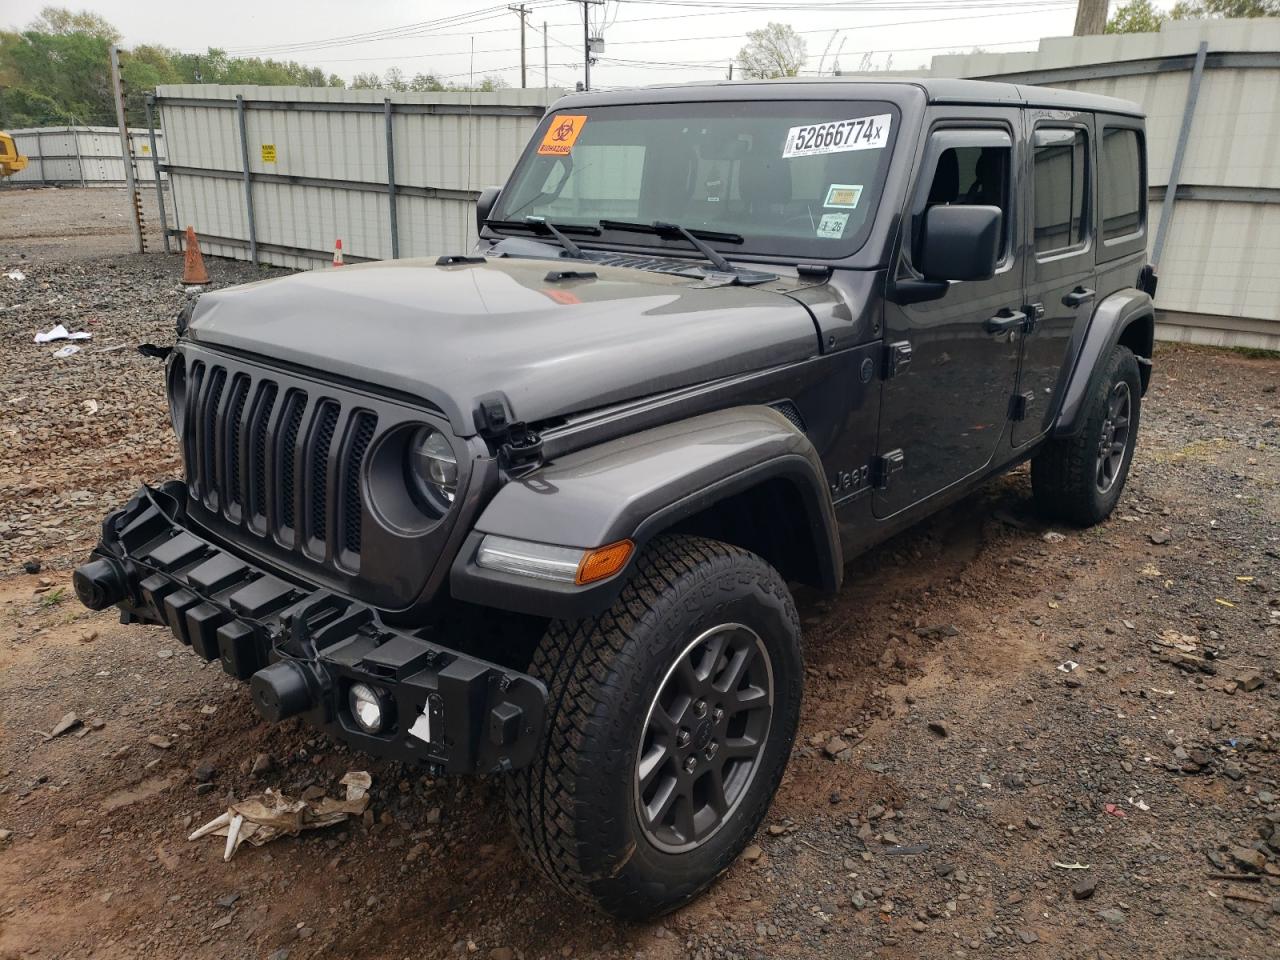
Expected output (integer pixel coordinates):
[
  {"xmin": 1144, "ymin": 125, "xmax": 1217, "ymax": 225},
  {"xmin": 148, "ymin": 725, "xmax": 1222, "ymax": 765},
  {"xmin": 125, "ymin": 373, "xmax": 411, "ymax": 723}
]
[
  {"xmin": 985, "ymin": 309, "xmax": 1027, "ymax": 335},
  {"xmin": 1062, "ymin": 286, "xmax": 1095, "ymax": 308}
]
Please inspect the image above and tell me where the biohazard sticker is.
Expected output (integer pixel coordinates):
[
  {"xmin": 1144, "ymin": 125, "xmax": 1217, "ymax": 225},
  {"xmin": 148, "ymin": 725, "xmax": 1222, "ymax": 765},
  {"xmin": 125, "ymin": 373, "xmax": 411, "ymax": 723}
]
[
  {"xmin": 816, "ymin": 213, "xmax": 849, "ymax": 239},
  {"xmin": 783, "ymin": 114, "xmax": 891, "ymax": 159},
  {"xmin": 537, "ymin": 115, "xmax": 587, "ymax": 156},
  {"xmin": 824, "ymin": 184, "xmax": 863, "ymax": 208}
]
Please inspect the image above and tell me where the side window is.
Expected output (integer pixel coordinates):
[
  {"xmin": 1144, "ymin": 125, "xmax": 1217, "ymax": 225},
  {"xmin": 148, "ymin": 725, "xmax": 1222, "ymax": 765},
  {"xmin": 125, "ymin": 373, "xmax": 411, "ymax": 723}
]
[
  {"xmin": 924, "ymin": 145, "xmax": 1012, "ymax": 257},
  {"xmin": 1100, "ymin": 127, "xmax": 1144, "ymax": 242},
  {"xmin": 1033, "ymin": 128, "xmax": 1088, "ymax": 255}
]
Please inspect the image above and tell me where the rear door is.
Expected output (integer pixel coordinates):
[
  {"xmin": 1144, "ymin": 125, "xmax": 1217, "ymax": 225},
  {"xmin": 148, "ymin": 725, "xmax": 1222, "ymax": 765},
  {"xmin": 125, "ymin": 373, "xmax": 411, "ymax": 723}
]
[
  {"xmin": 875, "ymin": 116, "xmax": 1025, "ymax": 518},
  {"xmin": 1015, "ymin": 113, "xmax": 1096, "ymax": 447}
]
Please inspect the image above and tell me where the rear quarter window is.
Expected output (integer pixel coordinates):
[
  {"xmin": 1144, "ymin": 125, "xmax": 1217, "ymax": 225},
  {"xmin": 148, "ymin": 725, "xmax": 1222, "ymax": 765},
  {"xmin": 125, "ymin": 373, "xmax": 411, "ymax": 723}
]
[{"xmin": 1099, "ymin": 127, "xmax": 1144, "ymax": 242}]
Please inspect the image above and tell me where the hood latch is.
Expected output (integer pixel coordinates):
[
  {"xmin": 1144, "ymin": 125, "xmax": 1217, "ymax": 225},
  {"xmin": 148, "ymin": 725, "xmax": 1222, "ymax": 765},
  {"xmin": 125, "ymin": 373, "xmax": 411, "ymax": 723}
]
[{"xmin": 476, "ymin": 395, "xmax": 544, "ymax": 479}]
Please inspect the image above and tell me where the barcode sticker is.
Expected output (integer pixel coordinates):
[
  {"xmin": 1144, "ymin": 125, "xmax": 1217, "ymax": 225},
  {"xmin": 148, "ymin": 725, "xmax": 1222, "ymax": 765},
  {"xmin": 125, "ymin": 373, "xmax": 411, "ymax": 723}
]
[{"xmin": 783, "ymin": 114, "xmax": 892, "ymax": 159}]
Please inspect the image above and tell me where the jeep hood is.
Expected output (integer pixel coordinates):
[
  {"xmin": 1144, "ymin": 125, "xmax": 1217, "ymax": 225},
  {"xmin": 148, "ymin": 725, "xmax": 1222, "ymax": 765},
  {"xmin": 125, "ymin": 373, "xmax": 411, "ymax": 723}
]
[{"xmin": 187, "ymin": 256, "xmax": 821, "ymax": 435}]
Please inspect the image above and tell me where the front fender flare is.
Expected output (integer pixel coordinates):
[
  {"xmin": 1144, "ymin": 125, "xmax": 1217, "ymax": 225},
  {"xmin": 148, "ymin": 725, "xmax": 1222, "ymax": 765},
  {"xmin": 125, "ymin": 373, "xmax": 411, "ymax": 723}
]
[
  {"xmin": 450, "ymin": 406, "xmax": 841, "ymax": 619},
  {"xmin": 1053, "ymin": 287, "xmax": 1153, "ymax": 439}
]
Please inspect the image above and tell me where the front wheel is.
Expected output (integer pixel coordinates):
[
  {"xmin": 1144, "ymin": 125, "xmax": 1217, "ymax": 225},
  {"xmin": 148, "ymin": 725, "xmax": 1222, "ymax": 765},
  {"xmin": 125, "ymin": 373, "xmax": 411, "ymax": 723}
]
[
  {"xmin": 1031, "ymin": 344, "xmax": 1142, "ymax": 526},
  {"xmin": 504, "ymin": 535, "xmax": 803, "ymax": 919}
]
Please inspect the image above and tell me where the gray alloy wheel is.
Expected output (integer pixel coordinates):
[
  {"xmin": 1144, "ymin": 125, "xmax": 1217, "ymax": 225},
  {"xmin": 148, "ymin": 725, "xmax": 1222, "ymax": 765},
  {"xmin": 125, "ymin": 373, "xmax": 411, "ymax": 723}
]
[
  {"xmin": 1096, "ymin": 381, "xmax": 1132, "ymax": 494},
  {"xmin": 634, "ymin": 623, "xmax": 775, "ymax": 854}
]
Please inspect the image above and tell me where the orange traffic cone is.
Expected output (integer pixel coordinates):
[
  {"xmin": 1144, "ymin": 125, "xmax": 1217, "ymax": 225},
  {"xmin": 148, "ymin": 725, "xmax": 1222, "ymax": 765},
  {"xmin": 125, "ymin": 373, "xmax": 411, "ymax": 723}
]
[
  {"xmin": 182, "ymin": 226, "xmax": 210, "ymax": 285},
  {"xmin": 332, "ymin": 238, "xmax": 345, "ymax": 267}
]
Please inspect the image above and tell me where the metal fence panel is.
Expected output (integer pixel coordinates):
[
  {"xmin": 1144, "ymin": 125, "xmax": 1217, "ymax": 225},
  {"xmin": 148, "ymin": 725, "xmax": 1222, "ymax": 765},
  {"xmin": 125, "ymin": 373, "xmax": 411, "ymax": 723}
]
[
  {"xmin": 155, "ymin": 84, "xmax": 560, "ymax": 269},
  {"xmin": 4, "ymin": 126, "xmax": 164, "ymax": 186}
]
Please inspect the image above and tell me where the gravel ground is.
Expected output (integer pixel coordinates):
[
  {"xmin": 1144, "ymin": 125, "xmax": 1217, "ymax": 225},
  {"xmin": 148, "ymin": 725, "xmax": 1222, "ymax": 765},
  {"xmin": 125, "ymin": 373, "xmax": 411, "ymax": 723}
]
[{"xmin": 0, "ymin": 189, "xmax": 1278, "ymax": 960}]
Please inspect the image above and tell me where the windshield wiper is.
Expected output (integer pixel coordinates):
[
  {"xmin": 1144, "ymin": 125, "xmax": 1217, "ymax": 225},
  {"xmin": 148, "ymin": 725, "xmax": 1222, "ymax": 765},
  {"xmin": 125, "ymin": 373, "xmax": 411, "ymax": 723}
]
[
  {"xmin": 598, "ymin": 220, "xmax": 743, "ymax": 275},
  {"xmin": 483, "ymin": 217, "xmax": 600, "ymax": 259}
]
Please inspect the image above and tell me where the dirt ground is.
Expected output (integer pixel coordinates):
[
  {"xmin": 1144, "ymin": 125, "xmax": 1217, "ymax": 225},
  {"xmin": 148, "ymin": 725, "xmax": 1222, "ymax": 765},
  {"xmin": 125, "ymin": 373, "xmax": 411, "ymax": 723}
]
[{"xmin": 0, "ymin": 188, "xmax": 1277, "ymax": 960}]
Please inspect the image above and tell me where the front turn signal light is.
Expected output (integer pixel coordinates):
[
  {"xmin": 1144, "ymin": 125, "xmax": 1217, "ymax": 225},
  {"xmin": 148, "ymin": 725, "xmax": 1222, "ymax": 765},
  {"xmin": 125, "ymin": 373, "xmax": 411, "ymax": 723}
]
[{"xmin": 576, "ymin": 540, "xmax": 634, "ymax": 585}]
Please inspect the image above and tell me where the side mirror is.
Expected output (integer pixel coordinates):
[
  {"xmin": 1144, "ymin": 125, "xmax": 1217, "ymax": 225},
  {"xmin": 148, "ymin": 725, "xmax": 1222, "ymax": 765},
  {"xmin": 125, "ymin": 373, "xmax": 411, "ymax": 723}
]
[
  {"xmin": 918, "ymin": 205, "xmax": 1002, "ymax": 282},
  {"xmin": 475, "ymin": 186, "xmax": 502, "ymax": 236}
]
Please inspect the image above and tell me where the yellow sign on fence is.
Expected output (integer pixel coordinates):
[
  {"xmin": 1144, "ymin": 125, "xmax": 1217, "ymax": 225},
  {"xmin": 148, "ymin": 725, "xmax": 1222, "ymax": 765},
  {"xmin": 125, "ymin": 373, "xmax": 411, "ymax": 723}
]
[{"xmin": 260, "ymin": 144, "xmax": 277, "ymax": 163}]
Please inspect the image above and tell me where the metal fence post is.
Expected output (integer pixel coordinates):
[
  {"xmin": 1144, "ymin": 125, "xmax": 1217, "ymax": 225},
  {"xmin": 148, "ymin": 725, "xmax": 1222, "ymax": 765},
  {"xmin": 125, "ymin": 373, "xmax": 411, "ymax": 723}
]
[
  {"xmin": 1151, "ymin": 40, "xmax": 1208, "ymax": 270},
  {"xmin": 385, "ymin": 98, "xmax": 400, "ymax": 259},
  {"xmin": 235, "ymin": 94, "xmax": 259, "ymax": 266},
  {"xmin": 72, "ymin": 125, "xmax": 86, "ymax": 187},
  {"xmin": 109, "ymin": 45, "xmax": 145, "ymax": 254},
  {"xmin": 144, "ymin": 95, "xmax": 171, "ymax": 254}
]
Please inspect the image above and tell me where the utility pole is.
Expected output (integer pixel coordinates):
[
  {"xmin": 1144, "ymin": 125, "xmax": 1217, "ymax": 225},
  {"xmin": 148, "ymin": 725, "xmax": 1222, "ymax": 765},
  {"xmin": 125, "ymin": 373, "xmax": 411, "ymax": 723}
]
[
  {"xmin": 543, "ymin": 21, "xmax": 549, "ymax": 90},
  {"xmin": 573, "ymin": 0, "xmax": 603, "ymax": 91},
  {"xmin": 727, "ymin": 62, "xmax": 733, "ymax": 80},
  {"xmin": 508, "ymin": 4, "xmax": 529, "ymax": 89},
  {"xmin": 1073, "ymin": 0, "xmax": 1109, "ymax": 36},
  {"xmin": 109, "ymin": 45, "xmax": 145, "ymax": 254}
]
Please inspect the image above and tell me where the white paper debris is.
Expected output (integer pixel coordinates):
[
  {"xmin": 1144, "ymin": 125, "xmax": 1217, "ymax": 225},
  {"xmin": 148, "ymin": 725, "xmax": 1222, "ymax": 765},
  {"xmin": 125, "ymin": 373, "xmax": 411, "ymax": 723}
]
[
  {"xmin": 34, "ymin": 324, "xmax": 92, "ymax": 344},
  {"xmin": 53, "ymin": 344, "xmax": 81, "ymax": 359},
  {"xmin": 5, "ymin": 269, "xmax": 26, "ymax": 281},
  {"xmin": 408, "ymin": 711, "xmax": 433, "ymax": 744},
  {"xmin": 188, "ymin": 771, "xmax": 373, "ymax": 861}
]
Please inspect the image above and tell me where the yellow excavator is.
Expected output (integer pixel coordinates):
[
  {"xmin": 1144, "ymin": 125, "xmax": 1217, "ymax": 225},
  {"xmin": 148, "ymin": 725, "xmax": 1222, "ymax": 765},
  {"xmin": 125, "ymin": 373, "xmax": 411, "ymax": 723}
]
[{"xmin": 0, "ymin": 132, "xmax": 29, "ymax": 177}]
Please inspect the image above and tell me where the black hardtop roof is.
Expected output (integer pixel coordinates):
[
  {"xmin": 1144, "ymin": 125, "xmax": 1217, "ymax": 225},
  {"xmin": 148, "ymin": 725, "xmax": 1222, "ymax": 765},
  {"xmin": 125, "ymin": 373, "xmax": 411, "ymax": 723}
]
[{"xmin": 551, "ymin": 76, "xmax": 1144, "ymax": 118}]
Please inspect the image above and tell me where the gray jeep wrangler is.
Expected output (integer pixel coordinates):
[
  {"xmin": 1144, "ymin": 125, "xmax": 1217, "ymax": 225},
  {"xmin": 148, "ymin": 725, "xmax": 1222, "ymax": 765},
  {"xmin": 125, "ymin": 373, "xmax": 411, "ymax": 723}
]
[{"xmin": 75, "ymin": 78, "xmax": 1155, "ymax": 918}]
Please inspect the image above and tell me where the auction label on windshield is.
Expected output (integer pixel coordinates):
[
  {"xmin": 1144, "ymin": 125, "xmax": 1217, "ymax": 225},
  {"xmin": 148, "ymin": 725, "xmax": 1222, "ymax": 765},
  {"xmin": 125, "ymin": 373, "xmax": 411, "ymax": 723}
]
[
  {"xmin": 538, "ymin": 115, "xmax": 587, "ymax": 156},
  {"xmin": 782, "ymin": 113, "xmax": 891, "ymax": 159}
]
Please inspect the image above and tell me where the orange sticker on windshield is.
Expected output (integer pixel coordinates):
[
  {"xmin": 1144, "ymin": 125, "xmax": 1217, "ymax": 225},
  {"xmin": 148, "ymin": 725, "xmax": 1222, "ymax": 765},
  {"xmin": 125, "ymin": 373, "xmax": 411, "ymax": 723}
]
[{"xmin": 537, "ymin": 115, "xmax": 587, "ymax": 156}]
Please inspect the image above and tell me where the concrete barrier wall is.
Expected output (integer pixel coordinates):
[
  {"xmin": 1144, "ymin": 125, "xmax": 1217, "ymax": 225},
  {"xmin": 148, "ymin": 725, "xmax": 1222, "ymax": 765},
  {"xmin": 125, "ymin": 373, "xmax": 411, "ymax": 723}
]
[{"xmin": 155, "ymin": 85, "xmax": 562, "ymax": 270}]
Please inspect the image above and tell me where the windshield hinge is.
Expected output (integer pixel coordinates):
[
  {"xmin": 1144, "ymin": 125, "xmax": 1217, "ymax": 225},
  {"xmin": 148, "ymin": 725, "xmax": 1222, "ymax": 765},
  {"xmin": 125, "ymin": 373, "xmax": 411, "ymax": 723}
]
[{"xmin": 476, "ymin": 395, "xmax": 544, "ymax": 478}]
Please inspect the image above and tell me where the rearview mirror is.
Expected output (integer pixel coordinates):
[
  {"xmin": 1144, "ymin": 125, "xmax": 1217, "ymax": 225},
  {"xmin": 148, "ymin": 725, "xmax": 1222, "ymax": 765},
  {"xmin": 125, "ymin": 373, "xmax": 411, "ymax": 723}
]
[
  {"xmin": 918, "ymin": 205, "xmax": 1002, "ymax": 282},
  {"xmin": 475, "ymin": 186, "xmax": 502, "ymax": 236}
]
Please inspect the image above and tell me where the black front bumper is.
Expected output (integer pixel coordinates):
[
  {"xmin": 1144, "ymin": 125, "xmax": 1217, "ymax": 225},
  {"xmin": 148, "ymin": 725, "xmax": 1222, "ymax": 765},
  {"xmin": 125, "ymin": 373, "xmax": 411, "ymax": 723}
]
[{"xmin": 74, "ymin": 483, "xmax": 546, "ymax": 774}]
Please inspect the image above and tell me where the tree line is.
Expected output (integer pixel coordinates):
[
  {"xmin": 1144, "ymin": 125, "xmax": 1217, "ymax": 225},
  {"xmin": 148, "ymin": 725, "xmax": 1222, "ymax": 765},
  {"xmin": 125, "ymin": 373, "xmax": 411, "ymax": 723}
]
[{"xmin": 0, "ymin": 6, "xmax": 506, "ymax": 130}]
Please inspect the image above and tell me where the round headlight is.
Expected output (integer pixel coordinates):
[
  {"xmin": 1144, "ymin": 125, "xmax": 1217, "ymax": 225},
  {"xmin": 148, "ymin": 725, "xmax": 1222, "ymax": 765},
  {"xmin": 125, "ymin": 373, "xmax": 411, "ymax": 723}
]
[
  {"xmin": 349, "ymin": 682, "xmax": 392, "ymax": 735},
  {"xmin": 408, "ymin": 426, "xmax": 458, "ymax": 511}
]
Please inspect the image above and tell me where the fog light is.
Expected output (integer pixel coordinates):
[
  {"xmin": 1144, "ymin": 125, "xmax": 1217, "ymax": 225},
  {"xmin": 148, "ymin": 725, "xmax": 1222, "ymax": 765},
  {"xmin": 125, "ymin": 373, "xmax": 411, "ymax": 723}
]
[{"xmin": 349, "ymin": 683, "xmax": 392, "ymax": 734}]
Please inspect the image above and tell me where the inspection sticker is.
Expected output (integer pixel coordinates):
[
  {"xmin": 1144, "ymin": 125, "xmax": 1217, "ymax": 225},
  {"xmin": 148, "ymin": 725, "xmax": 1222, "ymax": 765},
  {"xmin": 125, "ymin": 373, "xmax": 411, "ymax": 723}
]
[
  {"xmin": 783, "ymin": 113, "xmax": 891, "ymax": 159},
  {"xmin": 537, "ymin": 115, "xmax": 587, "ymax": 156},
  {"xmin": 816, "ymin": 213, "xmax": 849, "ymax": 239},
  {"xmin": 824, "ymin": 183, "xmax": 863, "ymax": 208}
]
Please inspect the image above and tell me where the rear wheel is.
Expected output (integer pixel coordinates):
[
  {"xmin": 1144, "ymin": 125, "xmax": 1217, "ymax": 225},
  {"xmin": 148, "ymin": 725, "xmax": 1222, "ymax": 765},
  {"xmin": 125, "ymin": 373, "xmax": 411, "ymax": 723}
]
[
  {"xmin": 1032, "ymin": 344, "xmax": 1142, "ymax": 526},
  {"xmin": 504, "ymin": 535, "xmax": 803, "ymax": 919}
]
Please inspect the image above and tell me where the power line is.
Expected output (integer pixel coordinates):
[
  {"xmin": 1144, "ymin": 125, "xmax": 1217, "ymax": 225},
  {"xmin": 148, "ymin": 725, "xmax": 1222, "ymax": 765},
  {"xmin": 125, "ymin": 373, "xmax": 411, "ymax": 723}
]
[{"xmin": 217, "ymin": 0, "xmax": 1071, "ymax": 57}]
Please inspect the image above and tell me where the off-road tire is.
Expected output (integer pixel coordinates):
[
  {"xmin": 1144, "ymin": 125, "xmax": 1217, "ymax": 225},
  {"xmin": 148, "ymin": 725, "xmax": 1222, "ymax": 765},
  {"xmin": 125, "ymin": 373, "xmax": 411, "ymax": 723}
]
[
  {"xmin": 1031, "ymin": 344, "xmax": 1142, "ymax": 526},
  {"xmin": 504, "ymin": 534, "xmax": 803, "ymax": 919}
]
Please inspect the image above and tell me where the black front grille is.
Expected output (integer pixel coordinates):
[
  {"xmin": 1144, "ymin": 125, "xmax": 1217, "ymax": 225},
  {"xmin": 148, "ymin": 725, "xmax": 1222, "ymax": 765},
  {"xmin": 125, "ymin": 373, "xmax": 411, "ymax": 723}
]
[{"xmin": 181, "ymin": 363, "xmax": 378, "ymax": 568}]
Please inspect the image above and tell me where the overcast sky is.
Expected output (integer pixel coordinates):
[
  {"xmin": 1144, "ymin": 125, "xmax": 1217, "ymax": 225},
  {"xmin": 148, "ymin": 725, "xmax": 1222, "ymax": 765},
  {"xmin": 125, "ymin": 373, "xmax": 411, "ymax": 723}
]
[{"xmin": 6, "ymin": 0, "xmax": 1085, "ymax": 89}]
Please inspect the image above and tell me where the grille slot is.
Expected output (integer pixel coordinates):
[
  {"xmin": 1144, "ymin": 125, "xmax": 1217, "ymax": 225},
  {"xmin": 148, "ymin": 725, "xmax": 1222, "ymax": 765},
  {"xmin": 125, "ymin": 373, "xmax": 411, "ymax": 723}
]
[
  {"xmin": 199, "ymin": 367, "xmax": 226, "ymax": 505},
  {"xmin": 183, "ymin": 361, "xmax": 205, "ymax": 492},
  {"xmin": 277, "ymin": 390, "xmax": 307, "ymax": 533},
  {"xmin": 307, "ymin": 401, "xmax": 341, "ymax": 544},
  {"xmin": 248, "ymin": 382, "xmax": 278, "ymax": 523},
  {"xmin": 341, "ymin": 412, "xmax": 378, "ymax": 555},
  {"xmin": 224, "ymin": 374, "xmax": 251, "ymax": 508}
]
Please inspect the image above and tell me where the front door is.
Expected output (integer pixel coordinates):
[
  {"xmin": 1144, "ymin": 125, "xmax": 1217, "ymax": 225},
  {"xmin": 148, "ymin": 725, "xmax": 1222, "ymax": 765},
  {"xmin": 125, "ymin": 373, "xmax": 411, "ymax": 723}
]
[
  {"xmin": 1015, "ymin": 115, "xmax": 1097, "ymax": 446},
  {"xmin": 875, "ymin": 120, "xmax": 1025, "ymax": 519}
]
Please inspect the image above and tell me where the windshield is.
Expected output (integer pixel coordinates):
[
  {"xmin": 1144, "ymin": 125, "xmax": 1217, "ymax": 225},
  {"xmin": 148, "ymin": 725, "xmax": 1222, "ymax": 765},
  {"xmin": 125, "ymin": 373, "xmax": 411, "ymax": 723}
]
[{"xmin": 491, "ymin": 99, "xmax": 899, "ymax": 260}]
